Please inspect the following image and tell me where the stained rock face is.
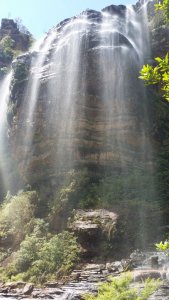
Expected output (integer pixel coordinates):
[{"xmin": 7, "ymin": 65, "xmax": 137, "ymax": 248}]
[
  {"xmin": 4, "ymin": 0, "xmax": 168, "ymax": 189},
  {"xmin": 6, "ymin": 4, "xmax": 154, "ymax": 186}
]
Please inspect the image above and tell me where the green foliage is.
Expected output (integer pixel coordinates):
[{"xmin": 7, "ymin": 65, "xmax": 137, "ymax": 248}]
[
  {"xmin": 13, "ymin": 233, "xmax": 44, "ymax": 273},
  {"xmin": 140, "ymin": 0, "xmax": 169, "ymax": 101},
  {"xmin": 3, "ymin": 231, "xmax": 80, "ymax": 284},
  {"xmin": 51, "ymin": 168, "xmax": 156, "ymax": 212},
  {"xmin": 13, "ymin": 60, "xmax": 30, "ymax": 81},
  {"xmin": 0, "ymin": 189, "xmax": 80, "ymax": 284},
  {"xmin": 155, "ymin": 0, "xmax": 169, "ymax": 23},
  {"xmin": 30, "ymin": 231, "xmax": 80, "ymax": 278},
  {"xmin": 150, "ymin": 9, "xmax": 165, "ymax": 29},
  {"xmin": 0, "ymin": 191, "xmax": 39, "ymax": 241},
  {"xmin": 138, "ymin": 278, "xmax": 161, "ymax": 300},
  {"xmin": 0, "ymin": 247, "xmax": 9, "ymax": 262},
  {"xmin": 0, "ymin": 36, "xmax": 22, "ymax": 65},
  {"xmin": 0, "ymin": 36, "xmax": 15, "ymax": 63},
  {"xmin": 0, "ymin": 36, "xmax": 14, "ymax": 49},
  {"xmin": 139, "ymin": 53, "xmax": 169, "ymax": 101},
  {"xmin": 85, "ymin": 273, "xmax": 160, "ymax": 300},
  {"xmin": 9, "ymin": 59, "xmax": 30, "ymax": 107},
  {"xmin": 50, "ymin": 169, "xmax": 94, "ymax": 217},
  {"xmin": 87, "ymin": 170, "xmax": 156, "ymax": 207},
  {"xmin": 156, "ymin": 240, "xmax": 169, "ymax": 251},
  {"xmin": 139, "ymin": 0, "xmax": 169, "ymax": 226},
  {"xmin": 52, "ymin": 169, "xmax": 143, "ymax": 216}
]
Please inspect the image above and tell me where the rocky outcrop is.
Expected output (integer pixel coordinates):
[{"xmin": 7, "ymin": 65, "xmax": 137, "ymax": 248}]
[
  {"xmin": 0, "ymin": 18, "xmax": 31, "ymax": 74},
  {"xmin": 69, "ymin": 209, "xmax": 118, "ymax": 234},
  {"xmin": 0, "ymin": 19, "xmax": 30, "ymax": 52},
  {"xmin": 68, "ymin": 209, "xmax": 118, "ymax": 258}
]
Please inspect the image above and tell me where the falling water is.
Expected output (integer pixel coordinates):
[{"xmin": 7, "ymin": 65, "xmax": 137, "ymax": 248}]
[
  {"xmin": 46, "ymin": 16, "xmax": 89, "ymax": 173},
  {"xmin": 97, "ymin": 4, "xmax": 157, "ymax": 248},
  {"xmin": 21, "ymin": 31, "xmax": 56, "ymax": 165},
  {"xmin": 0, "ymin": 3, "xmax": 165, "ymax": 299},
  {"xmin": 98, "ymin": 5, "xmax": 151, "ymax": 171},
  {"xmin": 19, "ymin": 15, "xmax": 92, "ymax": 181},
  {"xmin": 18, "ymin": 5, "xmax": 152, "ymax": 178},
  {"xmin": 0, "ymin": 72, "xmax": 12, "ymax": 195},
  {"xmin": 0, "ymin": 2, "xmax": 158, "ymax": 247}
]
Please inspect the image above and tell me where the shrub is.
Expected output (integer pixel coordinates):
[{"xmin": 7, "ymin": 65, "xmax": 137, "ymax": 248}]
[
  {"xmin": 12, "ymin": 235, "xmax": 44, "ymax": 273},
  {"xmin": 0, "ymin": 36, "xmax": 15, "ymax": 62},
  {"xmin": 4, "ymin": 231, "xmax": 80, "ymax": 284},
  {"xmin": 0, "ymin": 191, "xmax": 39, "ymax": 242},
  {"xmin": 85, "ymin": 273, "xmax": 160, "ymax": 300}
]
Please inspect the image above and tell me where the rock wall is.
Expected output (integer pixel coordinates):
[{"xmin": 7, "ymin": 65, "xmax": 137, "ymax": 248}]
[
  {"xmin": 0, "ymin": 19, "xmax": 31, "ymax": 70},
  {"xmin": 0, "ymin": 19, "xmax": 30, "ymax": 52},
  {"xmin": 7, "ymin": 5, "xmax": 154, "ymax": 187}
]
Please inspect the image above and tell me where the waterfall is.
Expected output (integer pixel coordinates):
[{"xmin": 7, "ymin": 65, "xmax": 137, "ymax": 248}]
[
  {"xmin": 0, "ymin": 2, "xmax": 159, "ymax": 248},
  {"xmin": 97, "ymin": 4, "xmax": 157, "ymax": 248},
  {"xmin": 21, "ymin": 32, "xmax": 56, "ymax": 167},
  {"xmin": 16, "ymin": 4, "xmax": 152, "ymax": 179},
  {"xmin": 97, "ymin": 5, "xmax": 151, "ymax": 171},
  {"xmin": 46, "ymin": 16, "xmax": 89, "ymax": 173},
  {"xmin": 0, "ymin": 72, "xmax": 12, "ymax": 194}
]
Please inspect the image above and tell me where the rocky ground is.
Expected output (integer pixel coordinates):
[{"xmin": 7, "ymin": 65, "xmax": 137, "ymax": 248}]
[{"xmin": 0, "ymin": 251, "xmax": 169, "ymax": 300}]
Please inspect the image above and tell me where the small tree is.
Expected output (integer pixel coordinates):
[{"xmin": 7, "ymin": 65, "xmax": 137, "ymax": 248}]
[{"xmin": 139, "ymin": 1, "xmax": 169, "ymax": 102}]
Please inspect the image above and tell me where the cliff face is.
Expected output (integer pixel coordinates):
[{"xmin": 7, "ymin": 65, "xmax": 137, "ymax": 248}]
[
  {"xmin": 146, "ymin": 1, "xmax": 169, "ymax": 58},
  {"xmin": 0, "ymin": 1, "xmax": 167, "ymax": 275},
  {"xmin": 0, "ymin": 19, "xmax": 31, "ymax": 71},
  {"xmin": 7, "ymin": 5, "xmax": 154, "ymax": 187},
  {"xmin": 0, "ymin": 19, "xmax": 30, "ymax": 52}
]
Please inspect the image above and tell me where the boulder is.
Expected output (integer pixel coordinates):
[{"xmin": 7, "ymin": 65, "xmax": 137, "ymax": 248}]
[
  {"xmin": 69, "ymin": 209, "xmax": 118, "ymax": 237},
  {"xmin": 133, "ymin": 270, "xmax": 164, "ymax": 282},
  {"xmin": 22, "ymin": 283, "xmax": 34, "ymax": 295},
  {"xmin": 5, "ymin": 281, "xmax": 25, "ymax": 289},
  {"xmin": 68, "ymin": 209, "xmax": 118, "ymax": 258}
]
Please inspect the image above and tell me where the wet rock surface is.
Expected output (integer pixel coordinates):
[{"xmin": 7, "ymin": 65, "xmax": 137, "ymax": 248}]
[
  {"xmin": 0, "ymin": 252, "xmax": 169, "ymax": 299},
  {"xmin": 0, "ymin": 263, "xmax": 120, "ymax": 299}
]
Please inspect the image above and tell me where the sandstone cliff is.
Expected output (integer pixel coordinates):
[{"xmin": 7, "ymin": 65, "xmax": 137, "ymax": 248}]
[{"xmin": 7, "ymin": 4, "xmax": 156, "ymax": 187}]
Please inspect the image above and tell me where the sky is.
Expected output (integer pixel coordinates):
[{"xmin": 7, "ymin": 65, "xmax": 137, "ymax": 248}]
[{"xmin": 0, "ymin": 0, "xmax": 136, "ymax": 39}]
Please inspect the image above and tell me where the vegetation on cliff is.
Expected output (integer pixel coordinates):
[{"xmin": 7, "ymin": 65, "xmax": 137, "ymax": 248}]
[
  {"xmin": 140, "ymin": 0, "xmax": 169, "ymax": 251},
  {"xmin": 140, "ymin": 0, "xmax": 169, "ymax": 101},
  {"xmin": 155, "ymin": 0, "xmax": 169, "ymax": 22},
  {"xmin": 0, "ymin": 192, "xmax": 80, "ymax": 284},
  {"xmin": 140, "ymin": 53, "xmax": 169, "ymax": 100},
  {"xmin": 0, "ymin": 18, "xmax": 33, "ymax": 77},
  {"xmin": 0, "ymin": 167, "xmax": 161, "ymax": 283}
]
